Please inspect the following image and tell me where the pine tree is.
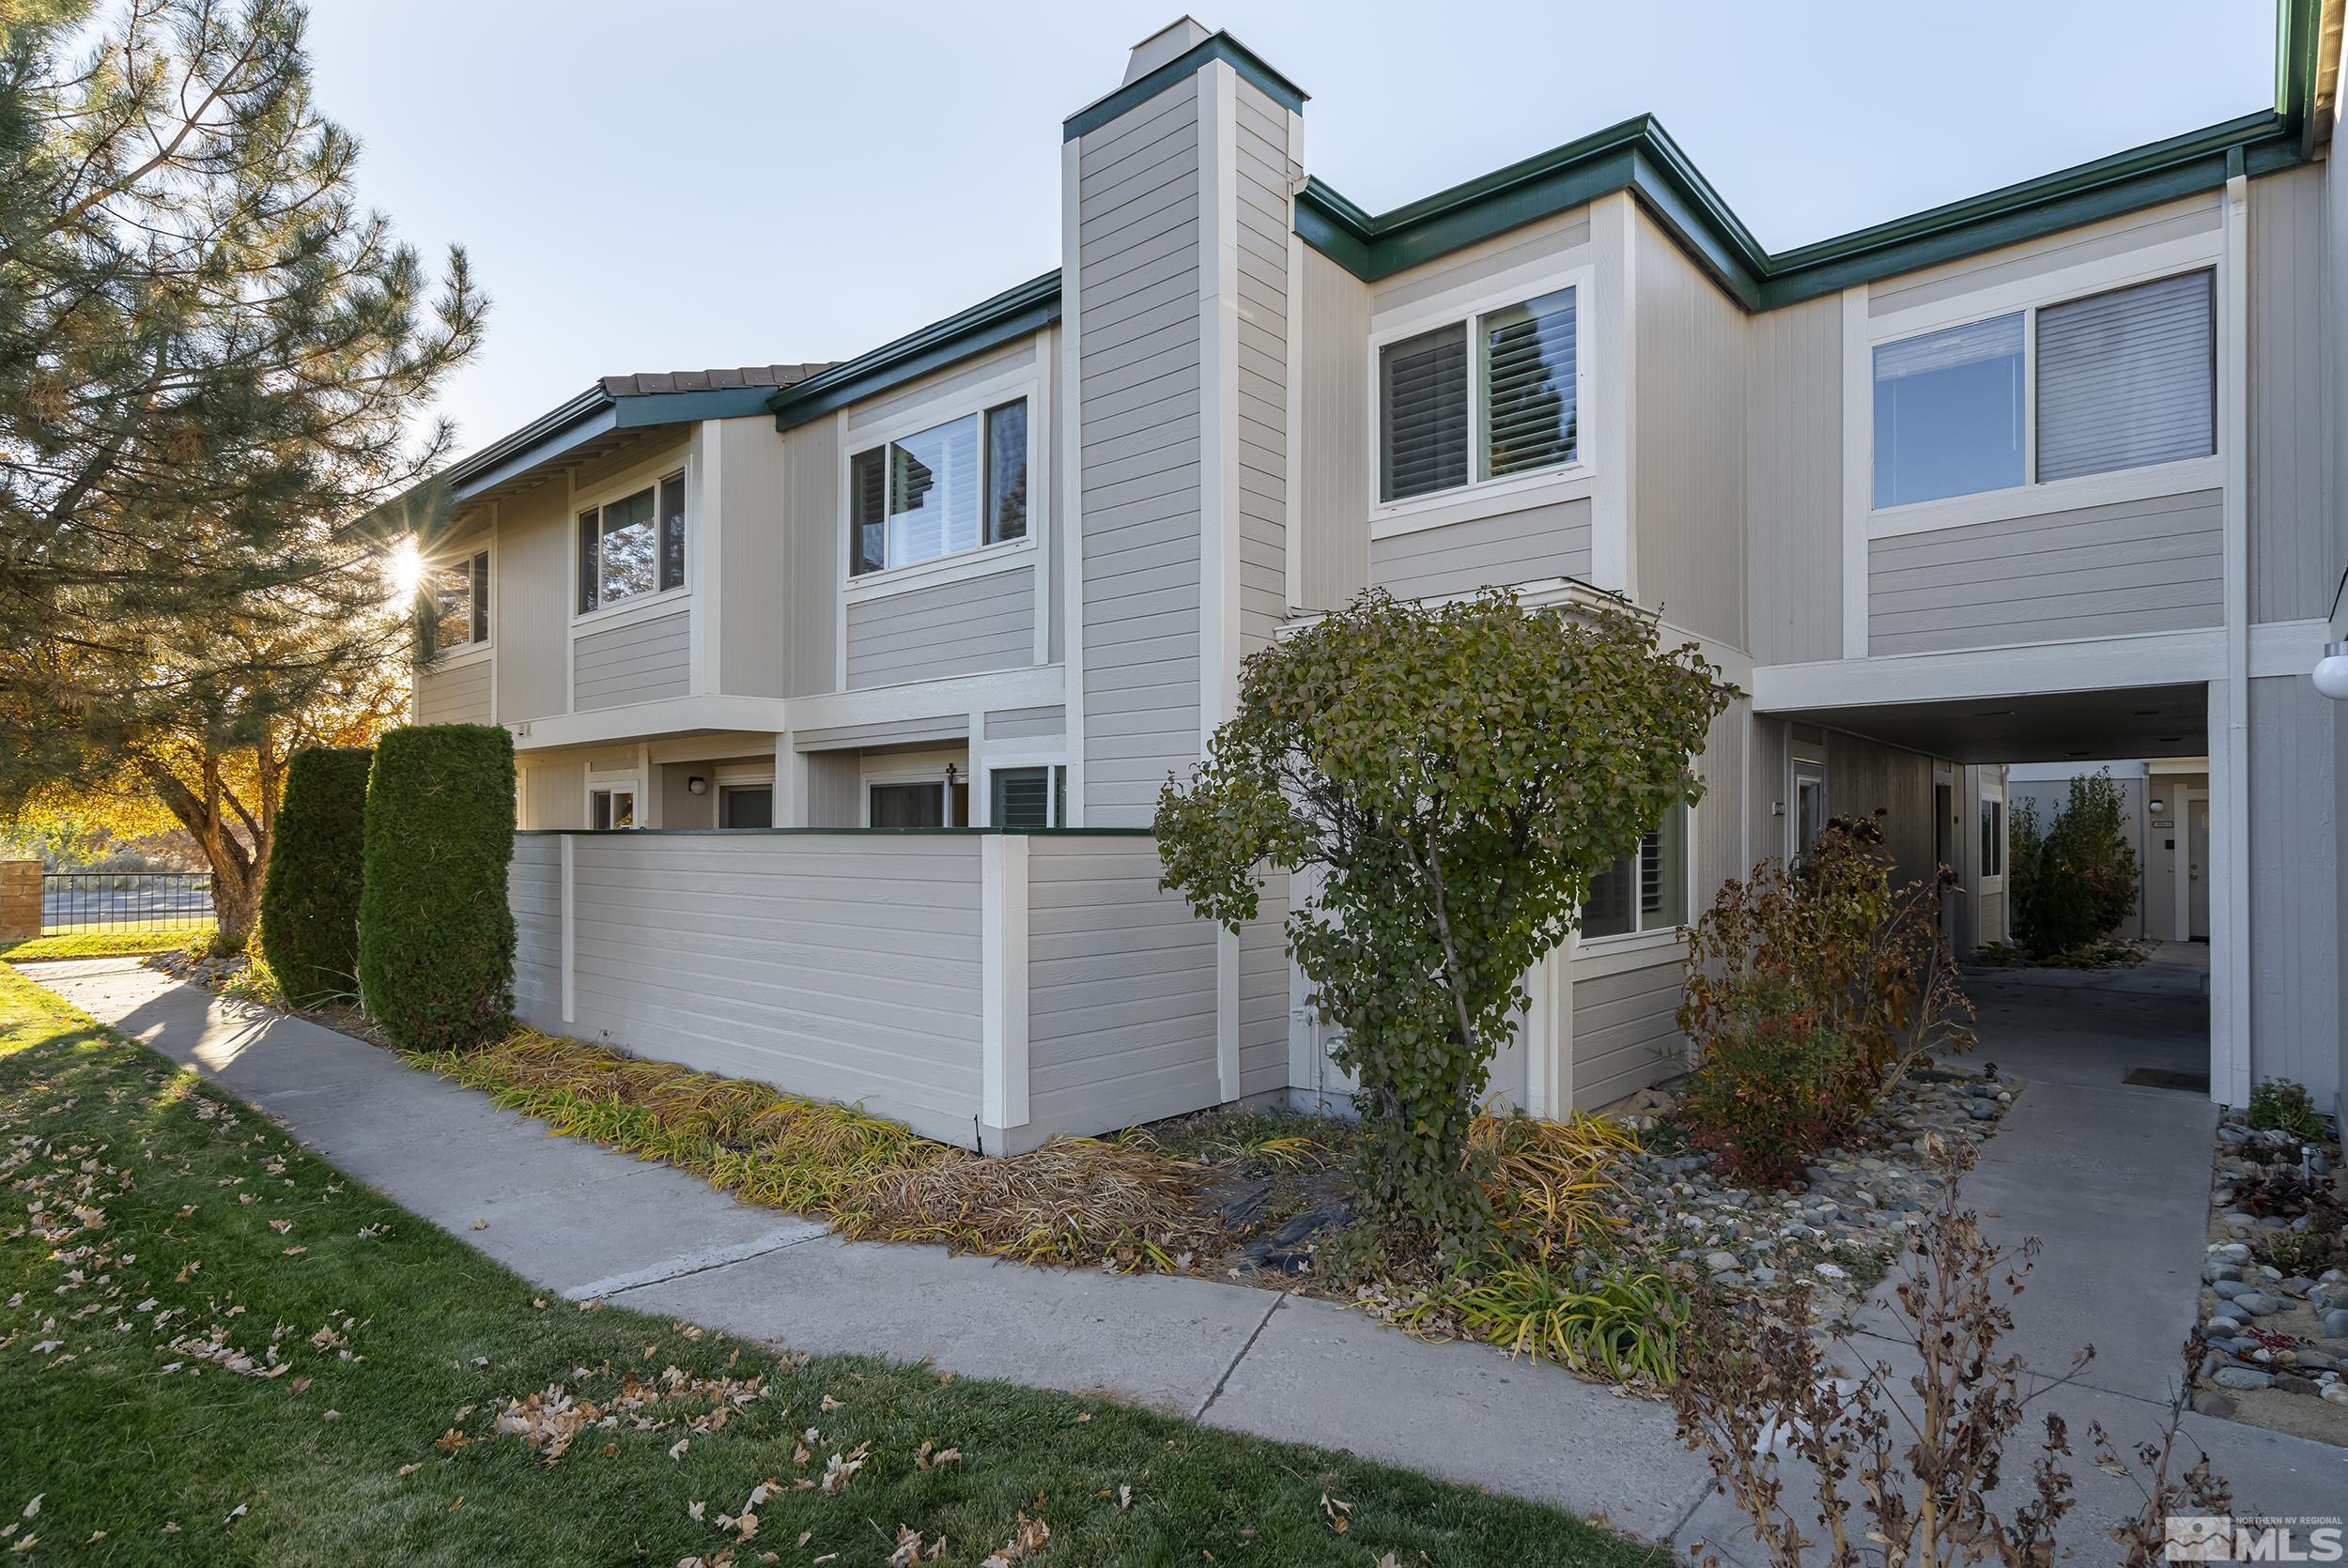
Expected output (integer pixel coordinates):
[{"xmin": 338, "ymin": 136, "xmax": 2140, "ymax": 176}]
[{"xmin": 0, "ymin": 0, "xmax": 485, "ymax": 942}]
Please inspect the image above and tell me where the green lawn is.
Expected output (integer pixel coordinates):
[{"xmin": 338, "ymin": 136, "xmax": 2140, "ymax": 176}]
[
  {"xmin": 2, "ymin": 923, "xmax": 211, "ymax": 961},
  {"xmin": 0, "ymin": 964, "xmax": 1658, "ymax": 1566}
]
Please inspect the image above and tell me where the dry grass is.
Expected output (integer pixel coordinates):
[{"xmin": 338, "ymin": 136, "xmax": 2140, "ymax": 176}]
[
  {"xmin": 839, "ymin": 1135, "xmax": 1220, "ymax": 1269},
  {"xmin": 1470, "ymin": 1109, "xmax": 1638, "ymax": 1260},
  {"xmin": 414, "ymin": 1030, "xmax": 1213, "ymax": 1270}
]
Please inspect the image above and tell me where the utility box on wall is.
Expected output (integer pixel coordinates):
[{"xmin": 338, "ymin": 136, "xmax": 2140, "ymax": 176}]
[{"xmin": 0, "ymin": 862, "xmax": 39, "ymax": 944}]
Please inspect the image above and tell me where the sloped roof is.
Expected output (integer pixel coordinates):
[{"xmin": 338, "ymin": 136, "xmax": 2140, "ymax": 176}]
[{"xmin": 598, "ymin": 363, "xmax": 833, "ymax": 397}]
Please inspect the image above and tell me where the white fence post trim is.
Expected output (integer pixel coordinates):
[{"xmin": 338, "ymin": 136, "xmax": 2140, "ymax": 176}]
[
  {"xmin": 981, "ymin": 836, "xmax": 1030, "ymax": 1136},
  {"xmin": 559, "ymin": 833, "xmax": 576, "ymax": 1025}
]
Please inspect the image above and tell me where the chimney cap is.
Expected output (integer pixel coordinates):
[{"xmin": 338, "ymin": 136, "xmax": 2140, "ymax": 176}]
[{"xmin": 1124, "ymin": 16, "xmax": 1213, "ymax": 85}]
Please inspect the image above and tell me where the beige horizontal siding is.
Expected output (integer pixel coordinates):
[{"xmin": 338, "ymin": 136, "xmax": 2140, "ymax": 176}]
[
  {"xmin": 1571, "ymin": 955, "xmax": 1687, "ymax": 1110},
  {"xmin": 846, "ymin": 566, "xmax": 1034, "ymax": 690},
  {"xmin": 1866, "ymin": 489, "xmax": 2222, "ymax": 655},
  {"xmin": 414, "ymin": 659, "xmax": 491, "ymax": 726},
  {"xmin": 574, "ymin": 609, "xmax": 689, "ymax": 709},
  {"xmin": 1369, "ymin": 500, "xmax": 1594, "ymax": 601}
]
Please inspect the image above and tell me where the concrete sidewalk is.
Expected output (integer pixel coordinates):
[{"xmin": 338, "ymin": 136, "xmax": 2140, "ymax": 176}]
[{"xmin": 19, "ymin": 959, "xmax": 2344, "ymax": 1559}]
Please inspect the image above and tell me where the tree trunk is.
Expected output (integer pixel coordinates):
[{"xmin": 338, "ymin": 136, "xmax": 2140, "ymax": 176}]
[{"xmin": 209, "ymin": 861, "xmax": 262, "ymax": 948}]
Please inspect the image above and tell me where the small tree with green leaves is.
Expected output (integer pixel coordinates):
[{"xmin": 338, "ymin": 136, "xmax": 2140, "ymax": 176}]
[
  {"xmin": 258, "ymin": 746, "xmax": 373, "ymax": 1007},
  {"xmin": 1153, "ymin": 590, "xmax": 1733, "ymax": 1237},
  {"xmin": 2014, "ymin": 770, "xmax": 2139, "ymax": 959}
]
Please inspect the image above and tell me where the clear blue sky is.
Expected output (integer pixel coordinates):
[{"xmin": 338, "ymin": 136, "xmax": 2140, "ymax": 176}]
[{"xmin": 302, "ymin": 0, "xmax": 2277, "ymax": 457}]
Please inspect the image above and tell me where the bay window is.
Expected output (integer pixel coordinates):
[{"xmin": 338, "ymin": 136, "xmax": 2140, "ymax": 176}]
[
  {"xmin": 579, "ymin": 472, "xmax": 686, "ymax": 613},
  {"xmin": 1378, "ymin": 284, "xmax": 1580, "ymax": 504},
  {"xmin": 850, "ymin": 398, "xmax": 1029, "ymax": 577}
]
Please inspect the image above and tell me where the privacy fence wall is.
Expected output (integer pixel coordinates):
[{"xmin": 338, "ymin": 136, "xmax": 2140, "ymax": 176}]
[{"xmin": 508, "ymin": 828, "xmax": 1232, "ymax": 1153}]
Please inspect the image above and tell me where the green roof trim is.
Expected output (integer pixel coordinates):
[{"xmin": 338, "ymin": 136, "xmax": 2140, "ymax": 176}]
[
  {"xmin": 766, "ymin": 270, "xmax": 1063, "ymax": 434},
  {"xmin": 1299, "ymin": 0, "xmax": 2323, "ymax": 307},
  {"xmin": 1063, "ymin": 30, "xmax": 1306, "ymax": 141}
]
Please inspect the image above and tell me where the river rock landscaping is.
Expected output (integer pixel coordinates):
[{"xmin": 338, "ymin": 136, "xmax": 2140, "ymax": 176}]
[
  {"xmin": 2190, "ymin": 1100, "xmax": 2348, "ymax": 1447},
  {"xmin": 1591, "ymin": 1062, "xmax": 2017, "ymax": 1326}
]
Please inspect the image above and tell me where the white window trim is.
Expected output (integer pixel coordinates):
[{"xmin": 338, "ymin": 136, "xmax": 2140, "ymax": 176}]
[
  {"xmin": 425, "ymin": 542, "xmax": 494, "ymax": 666},
  {"xmin": 1864, "ymin": 251, "xmax": 2221, "ymax": 534},
  {"xmin": 1977, "ymin": 782, "xmax": 2009, "ymax": 893},
  {"xmin": 981, "ymin": 753, "xmax": 1068, "ymax": 828},
  {"xmin": 572, "ymin": 459, "xmax": 691, "ymax": 626},
  {"xmin": 1789, "ymin": 753, "xmax": 1828, "ymax": 863},
  {"xmin": 1575, "ymin": 798, "xmax": 1697, "ymax": 955},
  {"xmin": 585, "ymin": 779, "xmax": 641, "ymax": 831},
  {"xmin": 841, "ymin": 368, "xmax": 1043, "ymax": 598},
  {"xmin": 1366, "ymin": 263, "xmax": 1597, "ymax": 528}
]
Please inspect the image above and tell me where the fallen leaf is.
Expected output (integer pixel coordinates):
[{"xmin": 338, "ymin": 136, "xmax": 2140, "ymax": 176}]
[
  {"xmin": 471, "ymin": 1220, "xmax": 488, "ymax": 1231},
  {"xmin": 1118, "ymin": 1484, "xmax": 1132, "ymax": 1511},
  {"xmin": 669, "ymin": 1437, "xmax": 689, "ymax": 1461},
  {"xmin": 8, "ymin": 1536, "xmax": 33, "ymax": 1554},
  {"xmin": 323, "ymin": 1409, "xmax": 340, "ymax": 1422},
  {"xmin": 687, "ymin": 1501, "xmax": 706, "ymax": 1522},
  {"xmin": 224, "ymin": 1504, "xmax": 247, "ymax": 1526},
  {"xmin": 269, "ymin": 1220, "xmax": 292, "ymax": 1235},
  {"xmin": 396, "ymin": 1465, "xmax": 422, "ymax": 1478},
  {"xmin": 16, "ymin": 1501, "xmax": 35, "ymax": 1521}
]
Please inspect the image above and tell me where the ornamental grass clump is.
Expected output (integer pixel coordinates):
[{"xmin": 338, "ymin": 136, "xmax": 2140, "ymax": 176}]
[{"xmin": 1154, "ymin": 587, "xmax": 1734, "ymax": 1239}]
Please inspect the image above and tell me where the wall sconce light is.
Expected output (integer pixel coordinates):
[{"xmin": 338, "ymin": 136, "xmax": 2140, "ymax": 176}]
[
  {"xmin": 2316, "ymin": 640, "xmax": 2348, "ymax": 702},
  {"xmin": 2320, "ymin": 571, "xmax": 2348, "ymax": 701},
  {"xmin": 687, "ymin": 776, "xmax": 707, "ymax": 795},
  {"xmin": 944, "ymin": 762, "xmax": 959, "ymax": 788},
  {"xmin": 2149, "ymin": 797, "xmax": 2165, "ymax": 814}
]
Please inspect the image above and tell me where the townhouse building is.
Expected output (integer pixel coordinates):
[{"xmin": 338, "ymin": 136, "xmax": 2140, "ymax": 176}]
[{"xmin": 410, "ymin": 5, "xmax": 2348, "ymax": 1146}]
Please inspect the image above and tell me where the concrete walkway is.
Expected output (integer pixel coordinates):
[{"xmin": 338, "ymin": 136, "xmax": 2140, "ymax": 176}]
[{"xmin": 18, "ymin": 959, "xmax": 2346, "ymax": 1559}]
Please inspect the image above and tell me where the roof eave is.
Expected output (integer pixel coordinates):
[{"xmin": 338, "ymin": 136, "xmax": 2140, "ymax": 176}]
[{"xmin": 766, "ymin": 271, "xmax": 1064, "ymax": 434}]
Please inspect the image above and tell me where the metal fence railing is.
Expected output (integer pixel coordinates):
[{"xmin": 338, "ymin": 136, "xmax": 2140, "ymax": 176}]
[{"xmin": 41, "ymin": 871, "xmax": 215, "ymax": 934}]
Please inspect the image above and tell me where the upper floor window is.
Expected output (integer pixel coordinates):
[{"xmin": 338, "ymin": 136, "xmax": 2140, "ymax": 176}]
[
  {"xmin": 1872, "ymin": 269, "xmax": 2213, "ymax": 511},
  {"xmin": 849, "ymin": 398, "xmax": 1028, "ymax": 577},
  {"xmin": 1581, "ymin": 801, "xmax": 1688, "ymax": 940},
  {"xmin": 431, "ymin": 549, "xmax": 488, "ymax": 651},
  {"xmin": 579, "ymin": 471, "xmax": 685, "ymax": 614},
  {"xmin": 1378, "ymin": 284, "xmax": 1579, "ymax": 504}
]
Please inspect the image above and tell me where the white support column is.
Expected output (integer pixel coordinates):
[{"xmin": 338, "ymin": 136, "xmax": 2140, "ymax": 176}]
[
  {"xmin": 1057, "ymin": 136, "xmax": 1088, "ymax": 826},
  {"xmin": 1197, "ymin": 60, "xmax": 1245, "ymax": 1099},
  {"xmin": 1839, "ymin": 285, "xmax": 1872, "ymax": 660},
  {"xmin": 559, "ymin": 833, "xmax": 576, "ymax": 1025},
  {"xmin": 1522, "ymin": 932, "xmax": 1577, "ymax": 1118},
  {"xmin": 2213, "ymin": 170, "xmax": 2253, "ymax": 1107},
  {"xmin": 1589, "ymin": 192, "xmax": 1636, "ymax": 596},
  {"xmin": 980, "ymin": 836, "xmax": 1031, "ymax": 1145},
  {"xmin": 637, "ymin": 741, "xmax": 659, "ymax": 827}
]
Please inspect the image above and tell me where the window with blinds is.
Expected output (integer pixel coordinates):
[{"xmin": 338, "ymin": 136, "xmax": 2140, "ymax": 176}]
[
  {"xmin": 1580, "ymin": 803, "xmax": 1688, "ymax": 939},
  {"xmin": 1377, "ymin": 285, "xmax": 1581, "ymax": 505},
  {"xmin": 2034, "ymin": 270, "xmax": 2213, "ymax": 483},
  {"xmin": 1482, "ymin": 288, "xmax": 1577, "ymax": 480},
  {"xmin": 1378, "ymin": 324, "xmax": 1467, "ymax": 501}
]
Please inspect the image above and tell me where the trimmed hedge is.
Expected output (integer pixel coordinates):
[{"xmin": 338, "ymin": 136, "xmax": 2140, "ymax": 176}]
[
  {"xmin": 258, "ymin": 746, "xmax": 375, "ymax": 1007},
  {"xmin": 357, "ymin": 724, "xmax": 516, "ymax": 1050}
]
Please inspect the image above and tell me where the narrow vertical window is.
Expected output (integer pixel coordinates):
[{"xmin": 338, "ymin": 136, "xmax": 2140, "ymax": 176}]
[
  {"xmin": 658, "ymin": 473, "xmax": 687, "ymax": 592},
  {"xmin": 985, "ymin": 399, "xmax": 1028, "ymax": 544},
  {"xmin": 849, "ymin": 448, "xmax": 888, "ymax": 576},
  {"xmin": 471, "ymin": 550, "xmax": 490, "ymax": 644},
  {"xmin": 578, "ymin": 510, "xmax": 600, "ymax": 613}
]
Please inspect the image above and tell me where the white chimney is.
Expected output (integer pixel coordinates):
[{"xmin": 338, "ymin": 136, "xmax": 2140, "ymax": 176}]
[{"xmin": 1123, "ymin": 16, "xmax": 1213, "ymax": 84}]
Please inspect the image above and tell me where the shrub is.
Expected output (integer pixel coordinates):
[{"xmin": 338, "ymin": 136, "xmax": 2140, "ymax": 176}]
[
  {"xmin": 1680, "ymin": 814, "xmax": 1973, "ymax": 1127},
  {"xmin": 1676, "ymin": 979, "xmax": 1859, "ymax": 1186},
  {"xmin": 2246, "ymin": 1077, "xmax": 2327, "ymax": 1141},
  {"xmin": 258, "ymin": 746, "xmax": 374, "ymax": 1007},
  {"xmin": 357, "ymin": 724, "xmax": 515, "ymax": 1050},
  {"xmin": 2013, "ymin": 770, "xmax": 2139, "ymax": 959},
  {"xmin": 1425, "ymin": 1259, "xmax": 1688, "ymax": 1381},
  {"xmin": 1153, "ymin": 588, "xmax": 1733, "ymax": 1237}
]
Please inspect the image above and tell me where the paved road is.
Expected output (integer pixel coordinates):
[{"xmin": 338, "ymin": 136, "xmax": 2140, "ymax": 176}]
[{"xmin": 18, "ymin": 958, "xmax": 2344, "ymax": 1560}]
